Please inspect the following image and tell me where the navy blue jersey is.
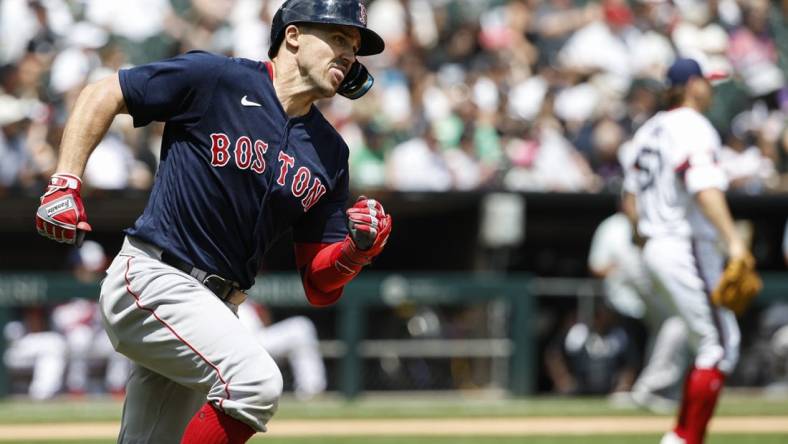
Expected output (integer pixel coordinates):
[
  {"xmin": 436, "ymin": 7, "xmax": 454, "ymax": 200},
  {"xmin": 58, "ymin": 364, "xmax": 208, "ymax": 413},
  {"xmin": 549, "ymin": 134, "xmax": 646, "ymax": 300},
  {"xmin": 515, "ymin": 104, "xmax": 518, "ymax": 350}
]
[{"xmin": 119, "ymin": 51, "xmax": 349, "ymax": 289}]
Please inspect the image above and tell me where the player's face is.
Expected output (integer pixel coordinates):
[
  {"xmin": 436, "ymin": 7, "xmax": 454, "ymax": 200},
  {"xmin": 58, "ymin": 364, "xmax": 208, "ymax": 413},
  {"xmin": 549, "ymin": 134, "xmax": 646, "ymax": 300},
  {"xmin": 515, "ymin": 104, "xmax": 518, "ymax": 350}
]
[{"xmin": 297, "ymin": 24, "xmax": 361, "ymax": 98}]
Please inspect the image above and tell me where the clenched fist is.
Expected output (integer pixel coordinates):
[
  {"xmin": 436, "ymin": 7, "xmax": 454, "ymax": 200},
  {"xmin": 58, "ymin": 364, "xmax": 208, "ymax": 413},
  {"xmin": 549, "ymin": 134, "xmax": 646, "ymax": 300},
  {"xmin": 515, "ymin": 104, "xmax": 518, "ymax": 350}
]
[
  {"xmin": 336, "ymin": 196, "xmax": 392, "ymax": 273},
  {"xmin": 35, "ymin": 173, "xmax": 92, "ymax": 245}
]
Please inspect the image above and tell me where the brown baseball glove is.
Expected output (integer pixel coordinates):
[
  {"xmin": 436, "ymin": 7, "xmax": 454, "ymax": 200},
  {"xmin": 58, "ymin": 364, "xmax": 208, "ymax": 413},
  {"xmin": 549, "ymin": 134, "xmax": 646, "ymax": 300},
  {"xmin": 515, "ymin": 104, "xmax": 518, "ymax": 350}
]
[{"xmin": 711, "ymin": 254, "xmax": 762, "ymax": 315}]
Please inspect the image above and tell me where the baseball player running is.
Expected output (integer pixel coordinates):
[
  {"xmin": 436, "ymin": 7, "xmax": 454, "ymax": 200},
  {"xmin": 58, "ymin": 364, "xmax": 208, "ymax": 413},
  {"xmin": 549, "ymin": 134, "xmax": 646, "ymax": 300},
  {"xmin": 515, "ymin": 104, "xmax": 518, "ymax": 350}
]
[
  {"xmin": 34, "ymin": 1, "xmax": 391, "ymax": 443},
  {"xmin": 623, "ymin": 58, "xmax": 749, "ymax": 444}
]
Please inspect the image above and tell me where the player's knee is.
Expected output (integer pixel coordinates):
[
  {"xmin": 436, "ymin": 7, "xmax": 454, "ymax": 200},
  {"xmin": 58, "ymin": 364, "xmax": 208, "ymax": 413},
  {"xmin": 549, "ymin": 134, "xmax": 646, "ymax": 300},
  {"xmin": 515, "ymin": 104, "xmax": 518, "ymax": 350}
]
[
  {"xmin": 213, "ymin": 358, "xmax": 283, "ymax": 431},
  {"xmin": 242, "ymin": 358, "xmax": 284, "ymax": 411},
  {"xmin": 258, "ymin": 365, "xmax": 284, "ymax": 405},
  {"xmin": 247, "ymin": 364, "xmax": 283, "ymax": 427}
]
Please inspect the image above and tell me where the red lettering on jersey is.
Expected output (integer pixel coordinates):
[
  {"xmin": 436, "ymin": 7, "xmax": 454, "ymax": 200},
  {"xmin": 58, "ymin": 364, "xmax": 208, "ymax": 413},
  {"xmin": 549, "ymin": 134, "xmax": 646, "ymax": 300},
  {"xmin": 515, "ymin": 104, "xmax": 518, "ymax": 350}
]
[
  {"xmin": 234, "ymin": 136, "xmax": 253, "ymax": 169},
  {"xmin": 210, "ymin": 133, "xmax": 231, "ymax": 167},
  {"xmin": 277, "ymin": 152, "xmax": 295, "ymax": 185},
  {"xmin": 291, "ymin": 167, "xmax": 311, "ymax": 197},
  {"xmin": 251, "ymin": 140, "xmax": 268, "ymax": 174},
  {"xmin": 301, "ymin": 178, "xmax": 327, "ymax": 212}
]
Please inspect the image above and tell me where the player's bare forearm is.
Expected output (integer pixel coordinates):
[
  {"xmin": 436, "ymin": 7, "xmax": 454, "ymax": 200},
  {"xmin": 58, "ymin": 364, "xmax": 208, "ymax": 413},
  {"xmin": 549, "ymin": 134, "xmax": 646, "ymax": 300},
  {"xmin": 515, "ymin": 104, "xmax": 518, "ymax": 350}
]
[
  {"xmin": 56, "ymin": 74, "xmax": 128, "ymax": 175},
  {"xmin": 621, "ymin": 191, "xmax": 645, "ymax": 247},
  {"xmin": 695, "ymin": 188, "xmax": 746, "ymax": 258}
]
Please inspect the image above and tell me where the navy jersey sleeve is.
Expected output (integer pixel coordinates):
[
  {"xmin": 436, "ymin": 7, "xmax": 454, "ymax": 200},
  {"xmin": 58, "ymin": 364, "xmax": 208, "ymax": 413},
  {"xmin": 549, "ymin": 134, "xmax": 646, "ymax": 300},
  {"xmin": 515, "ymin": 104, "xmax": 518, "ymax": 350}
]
[
  {"xmin": 119, "ymin": 51, "xmax": 227, "ymax": 128},
  {"xmin": 292, "ymin": 168, "xmax": 350, "ymax": 244}
]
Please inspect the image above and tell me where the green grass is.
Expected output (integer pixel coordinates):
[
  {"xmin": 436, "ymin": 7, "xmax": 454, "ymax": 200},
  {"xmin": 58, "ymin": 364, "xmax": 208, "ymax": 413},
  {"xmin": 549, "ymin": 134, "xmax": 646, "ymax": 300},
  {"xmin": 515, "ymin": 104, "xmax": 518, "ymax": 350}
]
[
  {"xmin": 1, "ymin": 392, "xmax": 787, "ymax": 443},
  {"xmin": 1, "ymin": 392, "xmax": 788, "ymax": 424},
  {"xmin": 274, "ymin": 393, "xmax": 788, "ymax": 419},
  {"xmin": 0, "ymin": 399, "xmax": 121, "ymax": 424}
]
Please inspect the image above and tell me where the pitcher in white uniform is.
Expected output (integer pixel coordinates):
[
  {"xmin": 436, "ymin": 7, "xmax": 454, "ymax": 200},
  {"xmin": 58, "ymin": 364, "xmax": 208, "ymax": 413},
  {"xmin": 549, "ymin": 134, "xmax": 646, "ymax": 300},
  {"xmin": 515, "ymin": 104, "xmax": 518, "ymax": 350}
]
[{"xmin": 623, "ymin": 58, "xmax": 750, "ymax": 444}]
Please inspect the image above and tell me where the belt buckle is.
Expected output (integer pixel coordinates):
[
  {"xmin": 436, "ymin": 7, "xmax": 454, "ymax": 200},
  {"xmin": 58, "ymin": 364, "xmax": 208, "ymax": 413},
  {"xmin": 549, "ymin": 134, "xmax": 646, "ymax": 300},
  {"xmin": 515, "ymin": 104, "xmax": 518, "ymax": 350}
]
[{"xmin": 203, "ymin": 274, "xmax": 232, "ymax": 300}]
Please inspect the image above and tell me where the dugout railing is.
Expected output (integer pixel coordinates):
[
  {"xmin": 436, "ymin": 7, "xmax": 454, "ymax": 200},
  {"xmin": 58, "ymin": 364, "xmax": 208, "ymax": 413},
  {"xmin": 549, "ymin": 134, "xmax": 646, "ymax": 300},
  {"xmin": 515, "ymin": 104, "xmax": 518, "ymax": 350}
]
[
  {"xmin": 0, "ymin": 272, "xmax": 535, "ymax": 398},
  {"xmin": 1, "ymin": 272, "xmax": 788, "ymax": 398}
]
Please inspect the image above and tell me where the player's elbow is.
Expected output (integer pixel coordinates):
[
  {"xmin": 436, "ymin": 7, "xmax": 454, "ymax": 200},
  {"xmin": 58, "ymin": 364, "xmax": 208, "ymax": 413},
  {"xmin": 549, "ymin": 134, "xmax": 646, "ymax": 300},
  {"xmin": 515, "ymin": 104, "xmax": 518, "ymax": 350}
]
[
  {"xmin": 304, "ymin": 283, "xmax": 344, "ymax": 307},
  {"xmin": 82, "ymin": 73, "xmax": 127, "ymax": 114},
  {"xmin": 694, "ymin": 187, "xmax": 725, "ymax": 203},
  {"xmin": 300, "ymin": 267, "xmax": 346, "ymax": 306}
]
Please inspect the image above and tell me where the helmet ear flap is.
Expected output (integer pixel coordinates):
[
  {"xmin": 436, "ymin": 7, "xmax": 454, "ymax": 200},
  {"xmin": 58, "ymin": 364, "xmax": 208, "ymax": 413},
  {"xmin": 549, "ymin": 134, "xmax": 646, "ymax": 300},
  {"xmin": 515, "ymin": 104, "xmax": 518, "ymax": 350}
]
[{"xmin": 338, "ymin": 61, "xmax": 374, "ymax": 100}]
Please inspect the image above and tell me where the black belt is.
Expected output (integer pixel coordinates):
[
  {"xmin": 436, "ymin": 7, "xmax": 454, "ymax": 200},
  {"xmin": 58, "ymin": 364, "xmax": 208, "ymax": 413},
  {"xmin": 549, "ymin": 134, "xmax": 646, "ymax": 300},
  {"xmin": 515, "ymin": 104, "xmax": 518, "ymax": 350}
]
[{"xmin": 160, "ymin": 251, "xmax": 244, "ymax": 302}]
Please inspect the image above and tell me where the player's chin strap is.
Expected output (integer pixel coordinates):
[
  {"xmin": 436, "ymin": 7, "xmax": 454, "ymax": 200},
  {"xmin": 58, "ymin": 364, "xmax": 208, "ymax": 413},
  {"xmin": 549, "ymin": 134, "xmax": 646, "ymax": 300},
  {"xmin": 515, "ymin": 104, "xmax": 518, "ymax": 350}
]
[{"xmin": 338, "ymin": 61, "xmax": 374, "ymax": 100}]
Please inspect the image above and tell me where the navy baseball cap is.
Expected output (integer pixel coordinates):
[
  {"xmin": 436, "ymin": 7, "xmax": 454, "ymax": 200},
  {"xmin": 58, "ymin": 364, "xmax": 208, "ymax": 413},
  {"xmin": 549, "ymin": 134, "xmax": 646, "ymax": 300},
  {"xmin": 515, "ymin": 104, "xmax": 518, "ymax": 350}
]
[{"xmin": 667, "ymin": 58, "xmax": 728, "ymax": 87}]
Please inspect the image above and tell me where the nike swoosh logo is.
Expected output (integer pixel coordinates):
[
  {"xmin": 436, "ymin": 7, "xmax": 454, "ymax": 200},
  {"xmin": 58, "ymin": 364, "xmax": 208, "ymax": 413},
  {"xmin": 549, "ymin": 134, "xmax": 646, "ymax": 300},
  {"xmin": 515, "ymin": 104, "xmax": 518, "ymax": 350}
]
[{"xmin": 241, "ymin": 95, "xmax": 262, "ymax": 107}]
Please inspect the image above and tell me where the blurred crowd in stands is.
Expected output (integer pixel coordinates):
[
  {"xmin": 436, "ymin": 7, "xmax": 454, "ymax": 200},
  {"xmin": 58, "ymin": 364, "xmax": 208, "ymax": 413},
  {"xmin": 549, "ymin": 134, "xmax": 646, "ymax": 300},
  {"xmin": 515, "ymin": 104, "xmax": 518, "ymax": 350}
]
[{"xmin": 1, "ymin": 0, "xmax": 787, "ymax": 195}]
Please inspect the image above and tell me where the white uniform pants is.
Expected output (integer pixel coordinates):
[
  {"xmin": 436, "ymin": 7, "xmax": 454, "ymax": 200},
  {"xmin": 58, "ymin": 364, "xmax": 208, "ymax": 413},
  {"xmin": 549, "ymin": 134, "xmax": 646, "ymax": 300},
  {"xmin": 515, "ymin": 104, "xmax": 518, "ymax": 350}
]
[
  {"xmin": 642, "ymin": 237, "xmax": 740, "ymax": 374},
  {"xmin": 99, "ymin": 236, "xmax": 282, "ymax": 443}
]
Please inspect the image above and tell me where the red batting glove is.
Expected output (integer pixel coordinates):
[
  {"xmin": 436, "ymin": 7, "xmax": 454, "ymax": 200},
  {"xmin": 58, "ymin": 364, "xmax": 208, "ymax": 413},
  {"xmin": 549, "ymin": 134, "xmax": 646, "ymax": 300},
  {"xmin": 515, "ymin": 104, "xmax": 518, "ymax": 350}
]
[
  {"xmin": 336, "ymin": 196, "xmax": 392, "ymax": 274},
  {"xmin": 35, "ymin": 173, "xmax": 92, "ymax": 246}
]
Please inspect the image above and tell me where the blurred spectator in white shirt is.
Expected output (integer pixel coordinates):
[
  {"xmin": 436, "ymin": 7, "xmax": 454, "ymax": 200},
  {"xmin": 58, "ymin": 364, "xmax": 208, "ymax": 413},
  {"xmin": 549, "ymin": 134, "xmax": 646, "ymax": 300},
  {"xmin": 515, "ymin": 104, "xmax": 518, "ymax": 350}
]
[
  {"xmin": 557, "ymin": 0, "xmax": 635, "ymax": 97},
  {"xmin": 726, "ymin": 0, "xmax": 785, "ymax": 99},
  {"xmin": 534, "ymin": 0, "xmax": 603, "ymax": 65},
  {"xmin": 671, "ymin": 0, "xmax": 733, "ymax": 76},
  {"xmin": 49, "ymin": 21, "xmax": 109, "ymax": 112},
  {"xmin": 0, "ymin": 95, "xmax": 33, "ymax": 188},
  {"xmin": 720, "ymin": 111, "xmax": 778, "ymax": 194},
  {"xmin": 504, "ymin": 117, "xmax": 600, "ymax": 192},
  {"xmin": 83, "ymin": 115, "xmax": 153, "ymax": 191},
  {"xmin": 444, "ymin": 124, "xmax": 484, "ymax": 190},
  {"xmin": 0, "ymin": 0, "xmax": 72, "ymax": 64},
  {"xmin": 0, "ymin": 94, "xmax": 53, "ymax": 189},
  {"xmin": 85, "ymin": 0, "xmax": 174, "ymax": 43},
  {"xmin": 230, "ymin": 0, "xmax": 275, "ymax": 60},
  {"xmin": 387, "ymin": 123, "xmax": 453, "ymax": 191},
  {"xmin": 628, "ymin": 0, "xmax": 676, "ymax": 81}
]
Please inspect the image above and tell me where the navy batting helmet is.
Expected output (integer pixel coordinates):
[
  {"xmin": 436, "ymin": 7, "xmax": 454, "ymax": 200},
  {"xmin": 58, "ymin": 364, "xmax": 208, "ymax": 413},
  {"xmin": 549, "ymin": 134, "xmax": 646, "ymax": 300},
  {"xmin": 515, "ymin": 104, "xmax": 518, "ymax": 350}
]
[
  {"xmin": 268, "ymin": 0, "xmax": 385, "ymax": 59},
  {"xmin": 268, "ymin": 0, "xmax": 383, "ymax": 100}
]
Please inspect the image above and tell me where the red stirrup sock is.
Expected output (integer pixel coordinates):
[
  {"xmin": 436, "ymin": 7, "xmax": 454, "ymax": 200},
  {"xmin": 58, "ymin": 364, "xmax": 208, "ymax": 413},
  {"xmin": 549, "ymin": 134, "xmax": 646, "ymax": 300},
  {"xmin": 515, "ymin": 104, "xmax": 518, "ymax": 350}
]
[
  {"xmin": 673, "ymin": 366, "xmax": 725, "ymax": 444},
  {"xmin": 181, "ymin": 403, "xmax": 256, "ymax": 444}
]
